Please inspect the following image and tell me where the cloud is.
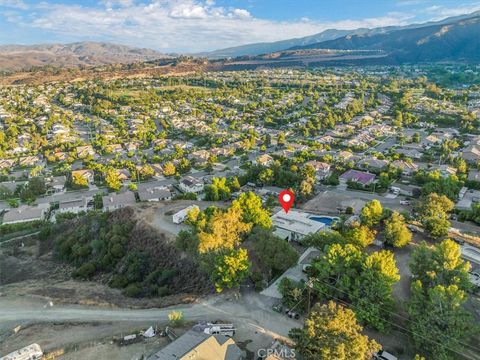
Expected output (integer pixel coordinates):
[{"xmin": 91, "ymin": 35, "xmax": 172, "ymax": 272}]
[
  {"xmin": 0, "ymin": 0, "xmax": 28, "ymax": 9},
  {"xmin": 422, "ymin": 2, "xmax": 480, "ymax": 19},
  {"xmin": 7, "ymin": 0, "xmax": 415, "ymax": 52}
]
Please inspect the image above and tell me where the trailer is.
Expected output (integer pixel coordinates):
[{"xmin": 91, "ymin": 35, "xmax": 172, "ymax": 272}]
[
  {"xmin": 1, "ymin": 343, "xmax": 43, "ymax": 360},
  {"xmin": 172, "ymin": 205, "xmax": 199, "ymax": 224},
  {"xmin": 203, "ymin": 323, "xmax": 236, "ymax": 337}
]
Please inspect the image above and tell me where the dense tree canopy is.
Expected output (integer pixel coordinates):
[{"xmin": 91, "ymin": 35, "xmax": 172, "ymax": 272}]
[
  {"xmin": 360, "ymin": 200, "xmax": 383, "ymax": 227},
  {"xmin": 383, "ymin": 211, "xmax": 412, "ymax": 248},
  {"xmin": 290, "ymin": 301, "xmax": 381, "ymax": 360},
  {"xmin": 310, "ymin": 244, "xmax": 400, "ymax": 331}
]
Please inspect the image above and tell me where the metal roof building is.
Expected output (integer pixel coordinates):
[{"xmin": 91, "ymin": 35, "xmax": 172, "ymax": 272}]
[{"xmin": 147, "ymin": 330, "xmax": 244, "ymax": 360}]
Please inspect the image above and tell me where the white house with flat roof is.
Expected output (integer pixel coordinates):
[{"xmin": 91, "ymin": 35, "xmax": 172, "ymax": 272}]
[
  {"xmin": 271, "ymin": 209, "xmax": 325, "ymax": 242},
  {"xmin": 2, "ymin": 206, "xmax": 46, "ymax": 225},
  {"xmin": 102, "ymin": 191, "xmax": 136, "ymax": 212},
  {"xmin": 58, "ymin": 198, "xmax": 88, "ymax": 214}
]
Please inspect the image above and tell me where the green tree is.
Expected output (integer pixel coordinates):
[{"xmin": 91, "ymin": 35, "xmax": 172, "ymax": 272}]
[
  {"xmin": 277, "ymin": 132, "xmax": 286, "ymax": 146},
  {"xmin": 383, "ymin": 212, "xmax": 412, "ymax": 248},
  {"xmin": 289, "ymin": 301, "xmax": 381, "ymax": 360},
  {"xmin": 302, "ymin": 230, "xmax": 346, "ymax": 251},
  {"xmin": 197, "ymin": 206, "xmax": 252, "ymax": 253},
  {"xmin": 105, "ymin": 169, "xmax": 122, "ymax": 191},
  {"xmin": 417, "ymin": 193, "xmax": 454, "ymax": 238},
  {"xmin": 252, "ymin": 228, "xmax": 299, "ymax": 278},
  {"xmin": 360, "ymin": 200, "xmax": 383, "ymax": 227},
  {"xmin": 72, "ymin": 173, "xmax": 88, "ymax": 187},
  {"xmin": 310, "ymin": 244, "xmax": 400, "ymax": 331},
  {"xmin": 163, "ymin": 161, "xmax": 176, "ymax": 176},
  {"xmin": 204, "ymin": 177, "xmax": 231, "ymax": 201},
  {"xmin": 408, "ymin": 281, "xmax": 476, "ymax": 360},
  {"xmin": 212, "ymin": 248, "xmax": 251, "ymax": 292},
  {"xmin": 352, "ymin": 250, "xmax": 400, "ymax": 331},
  {"xmin": 232, "ymin": 192, "xmax": 272, "ymax": 229},
  {"xmin": 410, "ymin": 239, "xmax": 471, "ymax": 291},
  {"xmin": 344, "ymin": 226, "xmax": 376, "ymax": 248}
]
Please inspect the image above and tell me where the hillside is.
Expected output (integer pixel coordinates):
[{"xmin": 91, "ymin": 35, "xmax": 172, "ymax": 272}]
[
  {"xmin": 0, "ymin": 41, "xmax": 169, "ymax": 71},
  {"xmin": 200, "ymin": 11, "xmax": 480, "ymax": 59},
  {"xmin": 198, "ymin": 29, "xmax": 367, "ymax": 58},
  {"xmin": 290, "ymin": 15, "xmax": 480, "ymax": 63}
]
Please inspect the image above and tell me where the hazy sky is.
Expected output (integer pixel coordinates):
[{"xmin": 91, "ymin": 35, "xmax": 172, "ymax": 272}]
[{"xmin": 1, "ymin": 0, "xmax": 479, "ymax": 52}]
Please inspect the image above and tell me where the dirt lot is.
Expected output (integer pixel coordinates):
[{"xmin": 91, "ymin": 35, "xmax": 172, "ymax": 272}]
[
  {"xmin": 0, "ymin": 320, "xmax": 187, "ymax": 360},
  {"xmin": 141, "ymin": 200, "xmax": 227, "ymax": 236}
]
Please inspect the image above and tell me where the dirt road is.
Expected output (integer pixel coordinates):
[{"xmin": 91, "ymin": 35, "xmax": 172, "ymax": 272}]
[{"xmin": 0, "ymin": 291, "xmax": 298, "ymax": 356}]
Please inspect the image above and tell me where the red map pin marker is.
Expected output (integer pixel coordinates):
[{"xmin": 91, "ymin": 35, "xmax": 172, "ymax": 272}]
[{"xmin": 279, "ymin": 189, "xmax": 295, "ymax": 213}]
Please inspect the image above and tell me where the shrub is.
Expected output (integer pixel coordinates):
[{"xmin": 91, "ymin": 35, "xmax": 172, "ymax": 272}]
[
  {"xmin": 73, "ymin": 262, "xmax": 96, "ymax": 279},
  {"xmin": 168, "ymin": 310, "xmax": 184, "ymax": 326},
  {"xmin": 123, "ymin": 283, "xmax": 142, "ymax": 297}
]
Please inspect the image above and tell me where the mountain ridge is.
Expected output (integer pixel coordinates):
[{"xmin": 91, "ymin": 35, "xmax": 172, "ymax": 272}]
[
  {"xmin": 198, "ymin": 10, "xmax": 480, "ymax": 58},
  {"xmin": 0, "ymin": 41, "xmax": 170, "ymax": 71},
  {"xmin": 288, "ymin": 15, "xmax": 480, "ymax": 63}
]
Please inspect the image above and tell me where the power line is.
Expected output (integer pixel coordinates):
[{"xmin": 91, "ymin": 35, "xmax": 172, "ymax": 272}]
[
  {"xmin": 307, "ymin": 277, "xmax": 480, "ymax": 357},
  {"xmin": 316, "ymin": 287, "xmax": 477, "ymax": 360}
]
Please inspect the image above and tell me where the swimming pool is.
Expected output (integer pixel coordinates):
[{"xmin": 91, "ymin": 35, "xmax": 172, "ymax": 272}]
[{"xmin": 308, "ymin": 216, "xmax": 339, "ymax": 226}]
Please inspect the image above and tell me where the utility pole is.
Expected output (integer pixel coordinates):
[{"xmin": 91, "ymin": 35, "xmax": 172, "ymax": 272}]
[{"xmin": 306, "ymin": 278, "xmax": 315, "ymax": 314}]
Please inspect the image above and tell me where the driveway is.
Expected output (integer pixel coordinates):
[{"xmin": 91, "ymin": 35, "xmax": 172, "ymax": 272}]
[{"xmin": 261, "ymin": 247, "xmax": 319, "ymax": 299}]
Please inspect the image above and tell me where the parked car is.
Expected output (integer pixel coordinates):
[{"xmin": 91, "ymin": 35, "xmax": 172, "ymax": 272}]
[
  {"xmin": 302, "ymin": 264, "xmax": 312, "ymax": 273},
  {"xmin": 399, "ymin": 200, "xmax": 410, "ymax": 205},
  {"xmin": 272, "ymin": 303, "xmax": 283, "ymax": 313},
  {"xmin": 452, "ymin": 237, "xmax": 465, "ymax": 246},
  {"xmin": 373, "ymin": 350, "xmax": 398, "ymax": 360},
  {"xmin": 285, "ymin": 309, "xmax": 300, "ymax": 320},
  {"xmin": 407, "ymin": 224, "xmax": 418, "ymax": 233}
]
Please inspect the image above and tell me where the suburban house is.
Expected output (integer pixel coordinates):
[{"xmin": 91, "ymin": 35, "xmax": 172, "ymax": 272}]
[
  {"xmin": 116, "ymin": 168, "xmax": 132, "ymax": 182},
  {"xmin": 359, "ymin": 157, "xmax": 389, "ymax": 171},
  {"xmin": 19, "ymin": 156, "xmax": 42, "ymax": 167},
  {"xmin": 468, "ymin": 170, "xmax": 480, "ymax": 183},
  {"xmin": 107, "ymin": 144, "xmax": 123, "ymax": 154},
  {"xmin": 430, "ymin": 164, "xmax": 457, "ymax": 178},
  {"xmin": 305, "ymin": 161, "xmax": 331, "ymax": 180},
  {"xmin": 456, "ymin": 187, "xmax": 480, "ymax": 210},
  {"xmin": 461, "ymin": 145, "xmax": 480, "ymax": 163},
  {"xmin": 58, "ymin": 198, "xmax": 88, "ymax": 214},
  {"xmin": 189, "ymin": 149, "xmax": 211, "ymax": 164},
  {"xmin": 50, "ymin": 176, "xmax": 67, "ymax": 192},
  {"xmin": 138, "ymin": 187, "xmax": 172, "ymax": 202},
  {"xmin": 390, "ymin": 183, "xmax": 422, "ymax": 197},
  {"xmin": 391, "ymin": 160, "xmax": 419, "ymax": 176},
  {"xmin": 147, "ymin": 330, "xmax": 245, "ymax": 360},
  {"xmin": 339, "ymin": 169, "xmax": 376, "ymax": 186},
  {"xmin": 336, "ymin": 150, "xmax": 354, "ymax": 162},
  {"xmin": 54, "ymin": 151, "xmax": 68, "ymax": 161},
  {"xmin": 0, "ymin": 181, "xmax": 24, "ymax": 197},
  {"xmin": 71, "ymin": 169, "xmax": 95, "ymax": 185},
  {"xmin": 102, "ymin": 191, "xmax": 136, "ymax": 212},
  {"xmin": 0, "ymin": 159, "xmax": 16, "ymax": 170},
  {"xmin": 2, "ymin": 205, "xmax": 46, "ymax": 225},
  {"xmin": 395, "ymin": 147, "xmax": 423, "ymax": 160},
  {"xmin": 271, "ymin": 209, "xmax": 325, "ymax": 242},
  {"xmin": 150, "ymin": 164, "xmax": 164, "ymax": 178},
  {"xmin": 255, "ymin": 154, "xmax": 274, "ymax": 167},
  {"xmin": 179, "ymin": 176, "xmax": 204, "ymax": 194},
  {"xmin": 76, "ymin": 145, "xmax": 95, "ymax": 158}
]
